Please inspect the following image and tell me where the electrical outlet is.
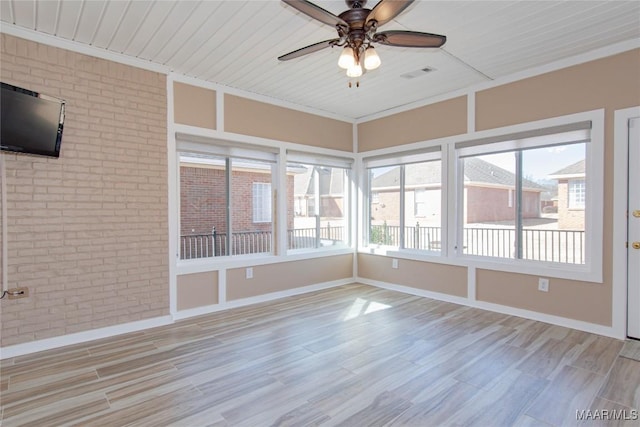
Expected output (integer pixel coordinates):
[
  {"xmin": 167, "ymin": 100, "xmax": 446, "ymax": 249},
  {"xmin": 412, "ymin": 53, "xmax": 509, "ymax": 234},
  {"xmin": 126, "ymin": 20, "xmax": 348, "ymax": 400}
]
[
  {"xmin": 538, "ymin": 278, "xmax": 549, "ymax": 292},
  {"xmin": 392, "ymin": 259, "xmax": 399, "ymax": 269},
  {"xmin": 7, "ymin": 287, "xmax": 29, "ymax": 299},
  {"xmin": 246, "ymin": 267, "xmax": 253, "ymax": 279}
]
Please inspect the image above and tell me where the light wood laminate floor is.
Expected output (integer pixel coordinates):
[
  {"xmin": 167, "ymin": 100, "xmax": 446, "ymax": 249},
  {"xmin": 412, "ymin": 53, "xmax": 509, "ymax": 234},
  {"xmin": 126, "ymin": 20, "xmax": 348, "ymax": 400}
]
[{"xmin": 1, "ymin": 283, "xmax": 639, "ymax": 426}]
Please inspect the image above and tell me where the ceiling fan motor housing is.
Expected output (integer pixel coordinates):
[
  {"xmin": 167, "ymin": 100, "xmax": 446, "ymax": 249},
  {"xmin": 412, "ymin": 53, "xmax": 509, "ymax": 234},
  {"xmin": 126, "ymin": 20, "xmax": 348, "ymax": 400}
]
[{"xmin": 338, "ymin": 8, "xmax": 373, "ymax": 57}]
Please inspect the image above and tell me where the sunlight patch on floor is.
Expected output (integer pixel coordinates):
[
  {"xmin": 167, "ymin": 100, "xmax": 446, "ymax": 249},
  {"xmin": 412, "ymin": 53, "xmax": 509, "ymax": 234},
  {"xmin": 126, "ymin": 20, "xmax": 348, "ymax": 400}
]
[{"xmin": 343, "ymin": 297, "xmax": 392, "ymax": 321}]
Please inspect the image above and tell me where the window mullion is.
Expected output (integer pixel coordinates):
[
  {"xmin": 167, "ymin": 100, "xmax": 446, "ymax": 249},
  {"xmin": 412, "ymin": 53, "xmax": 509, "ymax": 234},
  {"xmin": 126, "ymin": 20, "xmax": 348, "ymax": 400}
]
[
  {"xmin": 399, "ymin": 165, "xmax": 406, "ymax": 249},
  {"xmin": 314, "ymin": 168, "xmax": 321, "ymax": 248},
  {"xmin": 226, "ymin": 157, "xmax": 232, "ymax": 256},
  {"xmin": 515, "ymin": 151, "xmax": 523, "ymax": 259}
]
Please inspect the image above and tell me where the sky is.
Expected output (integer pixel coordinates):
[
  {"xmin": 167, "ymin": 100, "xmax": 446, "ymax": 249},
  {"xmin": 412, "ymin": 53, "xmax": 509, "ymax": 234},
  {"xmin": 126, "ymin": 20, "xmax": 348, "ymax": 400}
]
[{"xmin": 480, "ymin": 143, "xmax": 586, "ymax": 181}]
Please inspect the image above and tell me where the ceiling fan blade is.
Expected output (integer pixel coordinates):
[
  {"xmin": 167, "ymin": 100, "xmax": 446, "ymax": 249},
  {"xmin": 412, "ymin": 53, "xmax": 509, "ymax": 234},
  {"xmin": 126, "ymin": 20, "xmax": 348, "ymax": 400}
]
[
  {"xmin": 366, "ymin": 0, "xmax": 414, "ymax": 27},
  {"xmin": 282, "ymin": 0, "xmax": 348, "ymax": 28},
  {"xmin": 278, "ymin": 39, "xmax": 339, "ymax": 61},
  {"xmin": 374, "ymin": 30, "xmax": 446, "ymax": 48}
]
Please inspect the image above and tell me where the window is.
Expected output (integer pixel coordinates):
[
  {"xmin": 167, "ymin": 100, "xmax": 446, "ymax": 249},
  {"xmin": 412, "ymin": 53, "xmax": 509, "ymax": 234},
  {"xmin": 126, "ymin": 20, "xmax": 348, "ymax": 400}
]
[
  {"xmin": 177, "ymin": 139, "xmax": 277, "ymax": 259},
  {"xmin": 568, "ymin": 179, "xmax": 585, "ymax": 209},
  {"xmin": 286, "ymin": 151, "xmax": 352, "ymax": 251},
  {"xmin": 457, "ymin": 124, "xmax": 590, "ymax": 265},
  {"xmin": 252, "ymin": 182, "xmax": 272, "ymax": 223},
  {"xmin": 361, "ymin": 114, "xmax": 602, "ymax": 280},
  {"xmin": 366, "ymin": 149, "xmax": 443, "ymax": 252},
  {"xmin": 369, "ymin": 166, "xmax": 400, "ymax": 246}
]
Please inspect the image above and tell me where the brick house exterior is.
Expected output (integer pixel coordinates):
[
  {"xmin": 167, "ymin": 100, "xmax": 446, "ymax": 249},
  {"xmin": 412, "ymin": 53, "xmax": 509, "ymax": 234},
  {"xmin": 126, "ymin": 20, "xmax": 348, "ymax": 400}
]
[
  {"xmin": 549, "ymin": 159, "xmax": 586, "ymax": 230},
  {"xmin": 371, "ymin": 158, "xmax": 543, "ymax": 226},
  {"xmin": 293, "ymin": 166, "xmax": 345, "ymax": 219},
  {"xmin": 180, "ymin": 163, "xmax": 295, "ymax": 237}
]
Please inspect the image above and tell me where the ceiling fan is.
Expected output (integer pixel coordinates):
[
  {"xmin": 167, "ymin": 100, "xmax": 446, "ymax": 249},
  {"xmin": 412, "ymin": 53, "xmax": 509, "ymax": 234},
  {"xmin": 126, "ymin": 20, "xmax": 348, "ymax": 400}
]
[{"xmin": 278, "ymin": 0, "xmax": 447, "ymax": 79}]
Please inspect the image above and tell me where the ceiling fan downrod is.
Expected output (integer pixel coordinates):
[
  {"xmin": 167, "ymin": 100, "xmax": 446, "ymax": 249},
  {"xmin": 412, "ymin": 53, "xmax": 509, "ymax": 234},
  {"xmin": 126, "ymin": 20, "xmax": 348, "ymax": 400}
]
[{"xmin": 345, "ymin": 0, "xmax": 367, "ymax": 8}]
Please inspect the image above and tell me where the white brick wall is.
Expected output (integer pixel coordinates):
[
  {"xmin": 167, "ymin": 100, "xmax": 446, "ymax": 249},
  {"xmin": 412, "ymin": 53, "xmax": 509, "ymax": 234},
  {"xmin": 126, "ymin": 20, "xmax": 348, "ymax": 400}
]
[{"xmin": 0, "ymin": 34, "xmax": 169, "ymax": 347}]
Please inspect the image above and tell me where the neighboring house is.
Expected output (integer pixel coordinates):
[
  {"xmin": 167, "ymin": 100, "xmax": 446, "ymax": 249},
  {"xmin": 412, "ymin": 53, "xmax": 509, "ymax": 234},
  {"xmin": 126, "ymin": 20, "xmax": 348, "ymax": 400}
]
[
  {"xmin": 549, "ymin": 159, "xmax": 586, "ymax": 230},
  {"xmin": 293, "ymin": 165, "xmax": 345, "ymax": 219},
  {"xmin": 371, "ymin": 158, "xmax": 544, "ymax": 226},
  {"xmin": 180, "ymin": 158, "xmax": 295, "ymax": 237}
]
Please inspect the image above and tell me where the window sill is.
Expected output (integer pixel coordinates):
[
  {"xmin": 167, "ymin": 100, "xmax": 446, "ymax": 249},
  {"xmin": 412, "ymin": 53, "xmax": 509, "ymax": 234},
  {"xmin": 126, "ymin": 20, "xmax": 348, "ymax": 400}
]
[{"xmin": 459, "ymin": 254, "xmax": 601, "ymax": 283}]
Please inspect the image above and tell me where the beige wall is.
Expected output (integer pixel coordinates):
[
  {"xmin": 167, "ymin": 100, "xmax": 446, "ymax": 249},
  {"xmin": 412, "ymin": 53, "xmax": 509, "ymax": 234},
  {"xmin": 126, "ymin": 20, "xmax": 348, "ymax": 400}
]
[
  {"xmin": 358, "ymin": 96, "xmax": 467, "ymax": 152},
  {"xmin": 224, "ymin": 94, "xmax": 353, "ymax": 151},
  {"xmin": 358, "ymin": 254, "xmax": 467, "ymax": 298},
  {"xmin": 226, "ymin": 254, "xmax": 353, "ymax": 300},
  {"xmin": 177, "ymin": 272, "xmax": 218, "ymax": 310},
  {"xmin": 357, "ymin": 49, "xmax": 640, "ymax": 328},
  {"xmin": 476, "ymin": 269, "xmax": 610, "ymax": 325},
  {"xmin": 0, "ymin": 34, "xmax": 169, "ymax": 347},
  {"xmin": 173, "ymin": 82, "xmax": 216, "ymax": 129},
  {"xmin": 474, "ymin": 49, "xmax": 640, "ymax": 327},
  {"xmin": 475, "ymin": 49, "xmax": 640, "ymax": 131}
]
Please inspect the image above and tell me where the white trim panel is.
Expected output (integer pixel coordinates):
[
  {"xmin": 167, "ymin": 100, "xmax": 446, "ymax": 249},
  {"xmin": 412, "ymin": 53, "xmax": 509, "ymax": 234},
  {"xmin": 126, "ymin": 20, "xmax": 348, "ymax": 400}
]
[
  {"xmin": 172, "ymin": 278, "xmax": 352, "ymax": 321},
  {"xmin": 176, "ymin": 247, "xmax": 355, "ymax": 275},
  {"xmin": 167, "ymin": 74, "xmax": 178, "ymax": 316}
]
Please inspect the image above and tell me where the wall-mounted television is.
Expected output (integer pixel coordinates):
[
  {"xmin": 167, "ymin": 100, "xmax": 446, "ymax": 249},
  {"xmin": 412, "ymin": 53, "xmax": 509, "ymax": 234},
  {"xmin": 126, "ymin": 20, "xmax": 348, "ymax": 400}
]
[{"xmin": 1, "ymin": 82, "xmax": 65, "ymax": 158}]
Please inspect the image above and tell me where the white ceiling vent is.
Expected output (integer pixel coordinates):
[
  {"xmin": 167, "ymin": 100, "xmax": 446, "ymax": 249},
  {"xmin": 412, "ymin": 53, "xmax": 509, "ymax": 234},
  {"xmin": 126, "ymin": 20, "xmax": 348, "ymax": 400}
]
[{"xmin": 400, "ymin": 67, "xmax": 436, "ymax": 79}]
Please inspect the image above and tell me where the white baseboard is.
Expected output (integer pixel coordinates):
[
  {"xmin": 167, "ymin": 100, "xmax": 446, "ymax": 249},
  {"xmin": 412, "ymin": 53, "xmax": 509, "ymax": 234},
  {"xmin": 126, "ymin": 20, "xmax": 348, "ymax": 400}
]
[
  {"xmin": 358, "ymin": 277, "xmax": 470, "ymax": 306},
  {"xmin": 0, "ymin": 315, "xmax": 174, "ymax": 360},
  {"xmin": 172, "ymin": 278, "xmax": 352, "ymax": 321},
  {"xmin": 357, "ymin": 277, "xmax": 624, "ymax": 340}
]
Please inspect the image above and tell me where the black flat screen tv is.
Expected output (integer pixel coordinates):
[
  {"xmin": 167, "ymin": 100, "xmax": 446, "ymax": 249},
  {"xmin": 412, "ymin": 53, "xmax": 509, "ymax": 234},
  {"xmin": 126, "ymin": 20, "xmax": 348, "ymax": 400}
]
[{"xmin": 1, "ymin": 82, "xmax": 65, "ymax": 158}]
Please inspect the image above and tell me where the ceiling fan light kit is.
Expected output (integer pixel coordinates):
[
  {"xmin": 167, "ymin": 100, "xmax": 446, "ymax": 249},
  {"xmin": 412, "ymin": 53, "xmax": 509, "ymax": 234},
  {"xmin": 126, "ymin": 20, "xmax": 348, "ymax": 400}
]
[
  {"xmin": 338, "ymin": 47, "xmax": 356, "ymax": 69},
  {"xmin": 346, "ymin": 62, "xmax": 363, "ymax": 78},
  {"xmin": 278, "ymin": 0, "xmax": 446, "ymax": 83},
  {"xmin": 364, "ymin": 46, "xmax": 381, "ymax": 70}
]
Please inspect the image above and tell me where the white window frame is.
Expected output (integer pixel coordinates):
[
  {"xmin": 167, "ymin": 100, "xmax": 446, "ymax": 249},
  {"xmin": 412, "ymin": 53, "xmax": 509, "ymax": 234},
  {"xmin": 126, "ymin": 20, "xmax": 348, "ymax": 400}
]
[
  {"xmin": 357, "ymin": 110, "xmax": 603, "ymax": 283},
  {"xmin": 176, "ymin": 135, "xmax": 278, "ymax": 260},
  {"xmin": 453, "ymin": 111, "xmax": 603, "ymax": 282},
  {"xmin": 285, "ymin": 150, "xmax": 353, "ymax": 253},
  {"xmin": 252, "ymin": 182, "xmax": 272, "ymax": 223},
  {"xmin": 568, "ymin": 178, "xmax": 586, "ymax": 210},
  {"xmin": 364, "ymin": 147, "xmax": 444, "ymax": 255}
]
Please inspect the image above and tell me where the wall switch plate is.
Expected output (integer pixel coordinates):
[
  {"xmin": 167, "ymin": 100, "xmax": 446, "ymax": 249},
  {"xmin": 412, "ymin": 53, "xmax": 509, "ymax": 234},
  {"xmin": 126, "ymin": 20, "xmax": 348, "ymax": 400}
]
[
  {"xmin": 392, "ymin": 259, "xmax": 399, "ymax": 269},
  {"xmin": 246, "ymin": 267, "xmax": 253, "ymax": 279},
  {"xmin": 538, "ymin": 278, "xmax": 549, "ymax": 292}
]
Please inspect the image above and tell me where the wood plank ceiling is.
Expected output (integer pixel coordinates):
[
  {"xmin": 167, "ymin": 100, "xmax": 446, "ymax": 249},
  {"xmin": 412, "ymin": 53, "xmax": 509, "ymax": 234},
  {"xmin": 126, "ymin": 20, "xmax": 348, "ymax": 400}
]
[{"xmin": 1, "ymin": 0, "xmax": 639, "ymax": 120}]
